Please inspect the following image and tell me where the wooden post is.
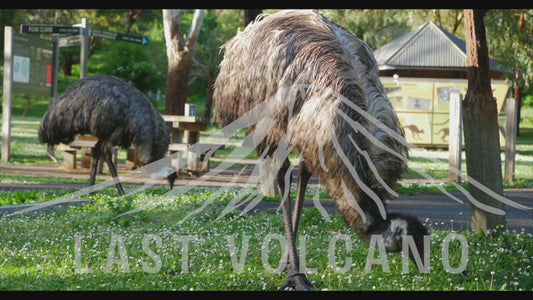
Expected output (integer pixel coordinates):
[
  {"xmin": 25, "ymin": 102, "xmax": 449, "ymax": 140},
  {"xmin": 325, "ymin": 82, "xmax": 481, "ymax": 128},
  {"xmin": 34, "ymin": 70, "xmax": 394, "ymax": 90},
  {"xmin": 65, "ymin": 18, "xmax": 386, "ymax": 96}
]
[
  {"xmin": 2, "ymin": 26, "xmax": 13, "ymax": 163},
  {"xmin": 184, "ymin": 104, "xmax": 198, "ymax": 171},
  {"xmin": 186, "ymin": 130, "xmax": 200, "ymax": 171},
  {"xmin": 126, "ymin": 148, "xmax": 137, "ymax": 170},
  {"xmin": 171, "ymin": 124, "xmax": 184, "ymax": 171},
  {"xmin": 504, "ymin": 98, "xmax": 517, "ymax": 184},
  {"xmin": 81, "ymin": 147, "xmax": 92, "ymax": 169},
  {"xmin": 63, "ymin": 150, "xmax": 77, "ymax": 169},
  {"xmin": 448, "ymin": 92, "xmax": 463, "ymax": 183},
  {"xmin": 79, "ymin": 18, "xmax": 89, "ymax": 79},
  {"xmin": 259, "ymin": 157, "xmax": 276, "ymax": 197}
]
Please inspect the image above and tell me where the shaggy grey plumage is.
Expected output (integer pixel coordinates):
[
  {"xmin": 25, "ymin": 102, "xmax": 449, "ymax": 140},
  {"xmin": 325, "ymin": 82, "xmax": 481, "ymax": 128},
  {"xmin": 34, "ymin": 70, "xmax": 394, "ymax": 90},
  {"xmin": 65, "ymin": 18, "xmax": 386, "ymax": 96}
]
[
  {"xmin": 39, "ymin": 75, "xmax": 176, "ymax": 195},
  {"xmin": 214, "ymin": 10, "xmax": 428, "ymax": 290}
]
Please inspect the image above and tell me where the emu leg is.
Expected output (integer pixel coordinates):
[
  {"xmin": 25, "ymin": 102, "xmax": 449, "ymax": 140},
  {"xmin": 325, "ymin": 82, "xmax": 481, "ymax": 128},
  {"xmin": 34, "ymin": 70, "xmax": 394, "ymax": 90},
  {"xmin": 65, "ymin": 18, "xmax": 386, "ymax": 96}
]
[
  {"xmin": 88, "ymin": 143, "xmax": 102, "ymax": 195},
  {"xmin": 292, "ymin": 161, "xmax": 312, "ymax": 236},
  {"xmin": 278, "ymin": 159, "xmax": 313, "ymax": 291},
  {"xmin": 280, "ymin": 161, "xmax": 312, "ymax": 270},
  {"xmin": 103, "ymin": 148, "xmax": 125, "ymax": 196},
  {"xmin": 89, "ymin": 154, "xmax": 99, "ymax": 187}
]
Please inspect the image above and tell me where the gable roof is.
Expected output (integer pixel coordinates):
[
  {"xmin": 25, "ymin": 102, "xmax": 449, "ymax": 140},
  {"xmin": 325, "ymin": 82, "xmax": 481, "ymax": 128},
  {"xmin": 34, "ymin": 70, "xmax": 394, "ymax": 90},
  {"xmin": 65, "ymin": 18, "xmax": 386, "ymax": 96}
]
[{"xmin": 373, "ymin": 21, "xmax": 511, "ymax": 74}]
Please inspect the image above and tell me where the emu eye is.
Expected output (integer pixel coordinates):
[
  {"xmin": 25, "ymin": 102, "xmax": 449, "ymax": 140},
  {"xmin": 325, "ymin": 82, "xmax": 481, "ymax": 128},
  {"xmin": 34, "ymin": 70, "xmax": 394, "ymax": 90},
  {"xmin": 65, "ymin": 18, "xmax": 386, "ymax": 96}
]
[{"xmin": 390, "ymin": 218, "xmax": 408, "ymax": 237}]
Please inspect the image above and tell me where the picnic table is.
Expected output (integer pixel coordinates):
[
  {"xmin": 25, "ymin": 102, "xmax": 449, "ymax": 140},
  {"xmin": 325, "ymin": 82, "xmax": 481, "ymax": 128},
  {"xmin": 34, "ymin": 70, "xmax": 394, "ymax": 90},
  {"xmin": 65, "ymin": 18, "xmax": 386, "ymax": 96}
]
[
  {"xmin": 160, "ymin": 114, "xmax": 224, "ymax": 174},
  {"xmin": 55, "ymin": 112, "xmax": 224, "ymax": 175},
  {"xmin": 56, "ymin": 135, "xmax": 116, "ymax": 172}
]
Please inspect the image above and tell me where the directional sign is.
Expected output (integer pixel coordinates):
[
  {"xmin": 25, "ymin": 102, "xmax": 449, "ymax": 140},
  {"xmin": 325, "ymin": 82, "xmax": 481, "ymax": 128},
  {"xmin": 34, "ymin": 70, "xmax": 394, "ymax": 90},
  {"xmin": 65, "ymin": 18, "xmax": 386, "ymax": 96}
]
[
  {"xmin": 21, "ymin": 24, "xmax": 81, "ymax": 35},
  {"xmin": 58, "ymin": 35, "xmax": 82, "ymax": 47},
  {"xmin": 20, "ymin": 24, "xmax": 148, "ymax": 45},
  {"xmin": 91, "ymin": 28, "xmax": 148, "ymax": 45}
]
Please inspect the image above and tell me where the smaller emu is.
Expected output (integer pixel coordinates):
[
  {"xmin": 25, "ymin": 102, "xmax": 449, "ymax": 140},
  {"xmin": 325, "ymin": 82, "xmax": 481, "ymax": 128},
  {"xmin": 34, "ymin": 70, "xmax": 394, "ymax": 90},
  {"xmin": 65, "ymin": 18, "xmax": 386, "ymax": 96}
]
[{"xmin": 39, "ymin": 75, "xmax": 177, "ymax": 195}]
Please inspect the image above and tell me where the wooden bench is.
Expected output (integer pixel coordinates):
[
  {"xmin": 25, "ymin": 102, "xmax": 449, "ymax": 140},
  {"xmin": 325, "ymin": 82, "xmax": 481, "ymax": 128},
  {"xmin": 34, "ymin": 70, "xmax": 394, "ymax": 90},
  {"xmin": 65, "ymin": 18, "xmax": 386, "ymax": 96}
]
[
  {"xmin": 162, "ymin": 114, "xmax": 209, "ymax": 173},
  {"xmin": 168, "ymin": 142, "xmax": 227, "ymax": 174},
  {"xmin": 56, "ymin": 135, "xmax": 117, "ymax": 172},
  {"xmin": 125, "ymin": 114, "xmax": 227, "ymax": 174},
  {"xmin": 55, "ymin": 114, "xmax": 226, "ymax": 175}
]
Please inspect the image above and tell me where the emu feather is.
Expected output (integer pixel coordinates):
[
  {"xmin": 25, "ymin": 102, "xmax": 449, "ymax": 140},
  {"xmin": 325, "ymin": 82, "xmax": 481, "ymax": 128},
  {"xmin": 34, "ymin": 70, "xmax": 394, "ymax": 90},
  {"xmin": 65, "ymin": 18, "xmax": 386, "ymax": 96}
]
[
  {"xmin": 39, "ymin": 75, "xmax": 176, "ymax": 194},
  {"xmin": 214, "ymin": 10, "xmax": 428, "ymax": 290}
]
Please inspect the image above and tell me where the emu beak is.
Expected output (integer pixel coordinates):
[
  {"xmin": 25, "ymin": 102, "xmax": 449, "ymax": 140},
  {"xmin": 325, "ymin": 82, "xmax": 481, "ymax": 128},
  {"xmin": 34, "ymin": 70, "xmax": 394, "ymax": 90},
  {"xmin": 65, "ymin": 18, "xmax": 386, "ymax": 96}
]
[
  {"xmin": 151, "ymin": 166, "xmax": 177, "ymax": 189},
  {"xmin": 166, "ymin": 171, "xmax": 177, "ymax": 189}
]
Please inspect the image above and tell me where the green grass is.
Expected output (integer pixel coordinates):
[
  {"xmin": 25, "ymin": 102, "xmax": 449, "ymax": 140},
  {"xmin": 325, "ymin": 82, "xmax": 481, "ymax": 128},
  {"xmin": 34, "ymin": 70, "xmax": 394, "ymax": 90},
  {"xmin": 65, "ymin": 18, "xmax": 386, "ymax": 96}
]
[{"xmin": 0, "ymin": 188, "xmax": 531, "ymax": 291}]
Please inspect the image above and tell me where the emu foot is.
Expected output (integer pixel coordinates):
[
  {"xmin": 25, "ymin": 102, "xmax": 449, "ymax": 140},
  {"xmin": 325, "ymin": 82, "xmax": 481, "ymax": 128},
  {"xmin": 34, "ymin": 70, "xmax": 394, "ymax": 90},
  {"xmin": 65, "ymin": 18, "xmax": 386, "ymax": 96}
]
[{"xmin": 281, "ymin": 273, "xmax": 314, "ymax": 291}]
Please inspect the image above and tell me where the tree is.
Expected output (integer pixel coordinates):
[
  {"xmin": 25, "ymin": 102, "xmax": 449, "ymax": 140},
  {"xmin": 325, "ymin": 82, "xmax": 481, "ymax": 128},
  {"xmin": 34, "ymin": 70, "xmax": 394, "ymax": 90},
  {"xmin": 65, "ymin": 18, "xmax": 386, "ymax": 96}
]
[
  {"xmin": 485, "ymin": 9, "xmax": 533, "ymax": 136},
  {"xmin": 163, "ymin": 9, "xmax": 205, "ymax": 115},
  {"xmin": 96, "ymin": 42, "xmax": 160, "ymax": 94},
  {"xmin": 189, "ymin": 10, "xmax": 241, "ymax": 119},
  {"xmin": 462, "ymin": 9, "xmax": 506, "ymax": 232}
]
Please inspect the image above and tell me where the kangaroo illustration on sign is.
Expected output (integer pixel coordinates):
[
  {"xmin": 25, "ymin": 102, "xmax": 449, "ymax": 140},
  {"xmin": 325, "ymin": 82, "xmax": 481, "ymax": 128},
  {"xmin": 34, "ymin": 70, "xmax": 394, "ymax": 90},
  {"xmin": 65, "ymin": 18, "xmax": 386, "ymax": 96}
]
[
  {"xmin": 403, "ymin": 124, "xmax": 425, "ymax": 140},
  {"xmin": 436, "ymin": 128, "xmax": 449, "ymax": 141}
]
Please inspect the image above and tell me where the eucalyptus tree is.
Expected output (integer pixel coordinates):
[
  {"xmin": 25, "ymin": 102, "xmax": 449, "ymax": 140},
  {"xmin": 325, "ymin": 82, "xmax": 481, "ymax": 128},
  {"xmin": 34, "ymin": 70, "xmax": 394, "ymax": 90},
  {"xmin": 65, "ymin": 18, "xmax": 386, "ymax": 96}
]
[
  {"xmin": 163, "ymin": 9, "xmax": 205, "ymax": 115},
  {"xmin": 463, "ymin": 9, "xmax": 507, "ymax": 231}
]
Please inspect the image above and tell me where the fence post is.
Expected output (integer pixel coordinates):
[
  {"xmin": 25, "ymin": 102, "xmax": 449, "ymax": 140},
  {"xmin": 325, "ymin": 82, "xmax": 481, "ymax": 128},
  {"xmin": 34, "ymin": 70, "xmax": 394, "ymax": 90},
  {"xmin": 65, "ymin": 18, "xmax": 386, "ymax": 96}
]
[
  {"xmin": 259, "ymin": 157, "xmax": 276, "ymax": 197},
  {"xmin": 504, "ymin": 98, "xmax": 518, "ymax": 184},
  {"xmin": 2, "ymin": 26, "xmax": 14, "ymax": 163},
  {"xmin": 79, "ymin": 18, "xmax": 89, "ymax": 79},
  {"xmin": 448, "ymin": 93, "xmax": 463, "ymax": 183}
]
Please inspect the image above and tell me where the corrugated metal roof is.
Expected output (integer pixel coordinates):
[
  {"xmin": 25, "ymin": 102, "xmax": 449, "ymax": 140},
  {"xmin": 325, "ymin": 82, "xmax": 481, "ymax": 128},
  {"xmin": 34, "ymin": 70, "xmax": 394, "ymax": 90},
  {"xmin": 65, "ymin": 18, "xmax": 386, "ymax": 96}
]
[{"xmin": 373, "ymin": 21, "xmax": 510, "ymax": 73}]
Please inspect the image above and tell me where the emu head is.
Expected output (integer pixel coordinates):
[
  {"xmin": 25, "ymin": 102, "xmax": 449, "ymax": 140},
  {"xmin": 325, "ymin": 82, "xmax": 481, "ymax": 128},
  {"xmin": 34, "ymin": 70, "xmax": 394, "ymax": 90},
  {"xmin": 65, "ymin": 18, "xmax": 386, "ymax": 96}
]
[
  {"xmin": 166, "ymin": 171, "xmax": 178, "ymax": 189},
  {"xmin": 151, "ymin": 166, "xmax": 178, "ymax": 189},
  {"xmin": 367, "ymin": 213, "xmax": 429, "ymax": 262}
]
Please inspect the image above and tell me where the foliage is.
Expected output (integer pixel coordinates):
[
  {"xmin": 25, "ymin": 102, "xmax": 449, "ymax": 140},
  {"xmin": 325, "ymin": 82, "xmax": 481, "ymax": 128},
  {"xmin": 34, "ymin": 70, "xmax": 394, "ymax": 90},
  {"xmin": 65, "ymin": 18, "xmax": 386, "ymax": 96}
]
[
  {"xmin": 188, "ymin": 10, "xmax": 241, "ymax": 114},
  {"xmin": 485, "ymin": 9, "xmax": 533, "ymax": 90},
  {"xmin": 1, "ymin": 9, "xmax": 531, "ymax": 114},
  {"xmin": 323, "ymin": 9, "xmax": 413, "ymax": 50},
  {"xmin": 91, "ymin": 42, "xmax": 161, "ymax": 94}
]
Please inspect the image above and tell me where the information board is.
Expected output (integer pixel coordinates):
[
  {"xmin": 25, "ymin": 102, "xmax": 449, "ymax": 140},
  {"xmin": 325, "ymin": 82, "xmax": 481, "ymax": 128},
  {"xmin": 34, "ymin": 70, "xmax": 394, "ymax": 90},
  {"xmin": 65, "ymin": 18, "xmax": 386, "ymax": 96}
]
[
  {"xmin": 381, "ymin": 77, "xmax": 510, "ymax": 147},
  {"xmin": 11, "ymin": 32, "xmax": 54, "ymax": 96}
]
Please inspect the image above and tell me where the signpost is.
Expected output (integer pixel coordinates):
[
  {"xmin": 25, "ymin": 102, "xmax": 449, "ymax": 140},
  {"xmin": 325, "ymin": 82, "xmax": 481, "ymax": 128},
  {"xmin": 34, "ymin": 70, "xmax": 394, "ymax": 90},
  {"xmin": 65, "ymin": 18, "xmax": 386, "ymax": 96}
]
[
  {"xmin": 92, "ymin": 28, "xmax": 149, "ymax": 45},
  {"xmin": 21, "ymin": 19, "xmax": 150, "ymax": 79},
  {"xmin": 21, "ymin": 24, "xmax": 149, "ymax": 45},
  {"xmin": 1, "ymin": 19, "xmax": 150, "ymax": 162},
  {"xmin": 21, "ymin": 24, "xmax": 81, "ymax": 35},
  {"xmin": 58, "ymin": 35, "xmax": 82, "ymax": 47}
]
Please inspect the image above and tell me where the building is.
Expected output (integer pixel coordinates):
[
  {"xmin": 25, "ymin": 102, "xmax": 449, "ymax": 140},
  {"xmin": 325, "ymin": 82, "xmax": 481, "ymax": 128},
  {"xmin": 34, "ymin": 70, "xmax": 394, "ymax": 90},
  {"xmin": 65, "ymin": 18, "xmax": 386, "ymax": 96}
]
[{"xmin": 374, "ymin": 21, "xmax": 512, "ymax": 147}]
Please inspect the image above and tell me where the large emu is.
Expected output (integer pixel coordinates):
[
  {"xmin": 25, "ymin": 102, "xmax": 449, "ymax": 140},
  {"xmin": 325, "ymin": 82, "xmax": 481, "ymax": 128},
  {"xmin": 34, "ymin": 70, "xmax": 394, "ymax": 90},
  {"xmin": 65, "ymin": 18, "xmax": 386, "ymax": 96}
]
[
  {"xmin": 39, "ymin": 75, "xmax": 177, "ymax": 195},
  {"xmin": 213, "ymin": 10, "xmax": 428, "ymax": 290}
]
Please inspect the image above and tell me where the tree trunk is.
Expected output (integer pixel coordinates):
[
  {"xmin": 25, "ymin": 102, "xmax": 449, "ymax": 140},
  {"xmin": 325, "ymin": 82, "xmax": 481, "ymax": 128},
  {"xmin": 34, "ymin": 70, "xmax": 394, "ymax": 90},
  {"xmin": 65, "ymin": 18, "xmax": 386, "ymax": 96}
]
[
  {"xmin": 515, "ymin": 64, "xmax": 522, "ymax": 137},
  {"xmin": 166, "ymin": 53, "xmax": 194, "ymax": 115},
  {"xmin": 204, "ymin": 72, "xmax": 215, "ymax": 119},
  {"xmin": 245, "ymin": 9, "xmax": 262, "ymax": 25},
  {"xmin": 462, "ymin": 9, "xmax": 506, "ymax": 232},
  {"xmin": 163, "ymin": 9, "xmax": 205, "ymax": 115},
  {"xmin": 515, "ymin": 10, "xmax": 525, "ymax": 137}
]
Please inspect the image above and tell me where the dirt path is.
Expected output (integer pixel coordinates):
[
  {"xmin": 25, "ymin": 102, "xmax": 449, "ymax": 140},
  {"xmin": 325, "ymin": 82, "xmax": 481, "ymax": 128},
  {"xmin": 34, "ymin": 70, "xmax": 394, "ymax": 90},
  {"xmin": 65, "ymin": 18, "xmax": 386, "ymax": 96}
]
[{"xmin": 1, "ymin": 163, "xmax": 531, "ymax": 233}]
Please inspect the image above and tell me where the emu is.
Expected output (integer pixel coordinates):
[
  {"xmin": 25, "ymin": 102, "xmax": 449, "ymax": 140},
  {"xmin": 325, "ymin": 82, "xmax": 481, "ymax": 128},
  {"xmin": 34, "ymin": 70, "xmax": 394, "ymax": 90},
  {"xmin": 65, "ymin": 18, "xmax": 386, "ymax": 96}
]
[
  {"xmin": 39, "ymin": 75, "xmax": 177, "ymax": 196},
  {"xmin": 213, "ymin": 10, "xmax": 428, "ymax": 290}
]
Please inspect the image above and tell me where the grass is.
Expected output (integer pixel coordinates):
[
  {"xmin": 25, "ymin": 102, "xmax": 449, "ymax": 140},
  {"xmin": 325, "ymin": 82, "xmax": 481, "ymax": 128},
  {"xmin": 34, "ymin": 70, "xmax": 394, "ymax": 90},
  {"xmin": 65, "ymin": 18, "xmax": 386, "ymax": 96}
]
[
  {"xmin": 0, "ymin": 92, "xmax": 532, "ymax": 291},
  {"xmin": 0, "ymin": 188, "xmax": 531, "ymax": 291}
]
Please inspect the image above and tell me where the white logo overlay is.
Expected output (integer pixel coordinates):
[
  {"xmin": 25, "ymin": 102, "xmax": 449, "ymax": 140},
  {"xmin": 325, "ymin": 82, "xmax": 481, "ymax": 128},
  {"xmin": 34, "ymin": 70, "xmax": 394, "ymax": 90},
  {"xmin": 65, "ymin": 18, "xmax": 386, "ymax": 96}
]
[{"xmin": 7, "ymin": 84, "xmax": 531, "ymax": 275}]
